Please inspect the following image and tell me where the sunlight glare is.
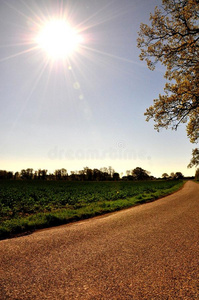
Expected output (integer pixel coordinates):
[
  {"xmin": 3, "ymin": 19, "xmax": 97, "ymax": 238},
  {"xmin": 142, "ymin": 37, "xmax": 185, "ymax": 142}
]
[{"xmin": 36, "ymin": 19, "xmax": 83, "ymax": 59}]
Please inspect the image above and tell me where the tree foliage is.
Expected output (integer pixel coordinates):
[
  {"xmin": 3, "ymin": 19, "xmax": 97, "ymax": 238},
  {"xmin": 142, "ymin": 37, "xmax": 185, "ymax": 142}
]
[
  {"xmin": 162, "ymin": 173, "xmax": 169, "ymax": 179},
  {"xmin": 188, "ymin": 148, "xmax": 199, "ymax": 167},
  {"xmin": 132, "ymin": 167, "xmax": 150, "ymax": 180},
  {"xmin": 175, "ymin": 171, "xmax": 184, "ymax": 179},
  {"xmin": 137, "ymin": 0, "xmax": 199, "ymax": 148}
]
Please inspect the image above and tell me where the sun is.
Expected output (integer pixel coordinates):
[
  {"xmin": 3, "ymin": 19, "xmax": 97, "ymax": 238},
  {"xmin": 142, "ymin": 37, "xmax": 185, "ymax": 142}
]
[{"xmin": 36, "ymin": 19, "xmax": 83, "ymax": 59}]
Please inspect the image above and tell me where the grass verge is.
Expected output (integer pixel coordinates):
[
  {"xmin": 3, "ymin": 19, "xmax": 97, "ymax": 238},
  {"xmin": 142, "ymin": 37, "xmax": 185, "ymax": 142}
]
[{"xmin": 0, "ymin": 180, "xmax": 184, "ymax": 240}]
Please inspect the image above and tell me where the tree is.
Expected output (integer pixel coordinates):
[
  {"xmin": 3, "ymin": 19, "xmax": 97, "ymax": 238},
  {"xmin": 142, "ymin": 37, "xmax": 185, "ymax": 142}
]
[
  {"xmin": 83, "ymin": 167, "xmax": 93, "ymax": 181},
  {"xmin": 40, "ymin": 169, "xmax": 48, "ymax": 180},
  {"xmin": 61, "ymin": 168, "xmax": 68, "ymax": 180},
  {"xmin": 126, "ymin": 170, "xmax": 131, "ymax": 176},
  {"xmin": 93, "ymin": 169, "xmax": 102, "ymax": 181},
  {"xmin": 175, "ymin": 172, "xmax": 184, "ymax": 179},
  {"xmin": 0, "ymin": 170, "xmax": 13, "ymax": 179},
  {"xmin": 54, "ymin": 169, "xmax": 62, "ymax": 180},
  {"xmin": 108, "ymin": 166, "xmax": 115, "ymax": 177},
  {"xmin": 132, "ymin": 167, "xmax": 150, "ymax": 180},
  {"xmin": 188, "ymin": 148, "xmax": 199, "ymax": 168},
  {"xmin": 170, "ymin": 172, "xmax": 176, "ymax": 179},
  {"xmin": 113, "ymin": 172, "xmax": 120, "ymax": 181},
  {"xmin": 195, "ymin": 168, "xmax": 199, "ymax": 180},
  {"xmin": 26, "ymin": 168, "xmax": 33, "ymax": 180},
  {"xmin": 162, "ymin": 173, "xmax": 169, "ymax": 179},
  {"xmin": 19, "ymin": 168, "xmax": 34, "ymax": 180},
  {"xmin": 34, "ymin": 170, "xmax": 38, "ymax": 180},
  {"xmin": 137, "ymin": 0, "xmax": 199, "ymax": 163},
  {"xmin": 14, "ymin": 172, "xmax": 20, "ymax": 180}
]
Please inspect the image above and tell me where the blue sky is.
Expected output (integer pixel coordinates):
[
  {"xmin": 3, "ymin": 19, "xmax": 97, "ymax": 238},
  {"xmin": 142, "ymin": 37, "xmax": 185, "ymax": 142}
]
[{"xmin": 0, "ymin": 0, "xmax": 195, "ymax": 177}]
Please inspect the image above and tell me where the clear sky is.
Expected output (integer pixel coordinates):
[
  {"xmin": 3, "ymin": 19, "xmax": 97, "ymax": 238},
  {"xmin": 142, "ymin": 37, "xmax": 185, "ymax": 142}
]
[{"xmin": 0, "ymin": 0, "xmax": 196, "ymax": 178}]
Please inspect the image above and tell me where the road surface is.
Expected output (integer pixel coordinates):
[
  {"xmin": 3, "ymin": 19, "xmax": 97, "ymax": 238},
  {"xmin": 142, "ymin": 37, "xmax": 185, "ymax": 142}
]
[{"xmin": 0, "ymin": 181, "xmax": 199, "ymax": 299}]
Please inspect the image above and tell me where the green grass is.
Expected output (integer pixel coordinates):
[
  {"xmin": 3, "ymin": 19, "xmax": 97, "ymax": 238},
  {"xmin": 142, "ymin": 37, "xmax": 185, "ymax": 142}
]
[{"xmin": 0, "ymin": 180, "xmax": 184, "ymax": 239}]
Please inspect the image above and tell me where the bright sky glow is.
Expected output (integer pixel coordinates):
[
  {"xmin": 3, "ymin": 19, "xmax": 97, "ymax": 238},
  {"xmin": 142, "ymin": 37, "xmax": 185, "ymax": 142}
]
[
  {"xmin": 36, "ymin": 20, "xmax": 83, "ymax": 59},
  {"xmin": 0, "ymin": 0, "xmax": 196, "ymax": 178}
]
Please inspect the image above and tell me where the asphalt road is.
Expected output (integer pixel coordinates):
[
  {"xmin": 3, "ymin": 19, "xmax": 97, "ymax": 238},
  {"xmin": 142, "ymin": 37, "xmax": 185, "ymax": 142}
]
[{"xmin": 0, "ymin": 181, "xmax": 199, "ymax": 299}]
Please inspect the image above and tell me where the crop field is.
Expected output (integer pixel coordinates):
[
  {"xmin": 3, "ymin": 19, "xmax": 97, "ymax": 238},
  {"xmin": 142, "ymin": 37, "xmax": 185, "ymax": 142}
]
[{"xmin": 0, "ymin": 180, "xmax": 184, "ymax": 239}]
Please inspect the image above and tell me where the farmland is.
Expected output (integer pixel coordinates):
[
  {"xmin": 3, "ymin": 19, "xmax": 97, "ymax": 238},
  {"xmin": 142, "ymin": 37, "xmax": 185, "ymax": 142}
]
[{"xmin": 0, "ymin": 180, "xmax": 184, "ymax": 239}]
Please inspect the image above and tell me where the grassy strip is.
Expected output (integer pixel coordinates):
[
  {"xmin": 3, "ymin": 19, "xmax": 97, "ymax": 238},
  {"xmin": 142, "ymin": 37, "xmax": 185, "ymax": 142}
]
[{"xmin": 0, "ymin": 181, "xmax": 184, "ymax": 240}]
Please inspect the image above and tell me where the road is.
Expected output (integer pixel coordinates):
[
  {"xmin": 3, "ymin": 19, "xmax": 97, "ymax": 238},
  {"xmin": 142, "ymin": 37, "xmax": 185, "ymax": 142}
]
[{"xmin": 0, "ymin": 181, "xmax": 199, "ymax": 299}]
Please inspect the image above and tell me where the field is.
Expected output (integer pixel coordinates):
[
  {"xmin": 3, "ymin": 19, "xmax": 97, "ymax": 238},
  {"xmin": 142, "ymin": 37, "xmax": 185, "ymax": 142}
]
[{"xmin": 0, "ymin": 180, "xmax": 184, "ymax": 239}]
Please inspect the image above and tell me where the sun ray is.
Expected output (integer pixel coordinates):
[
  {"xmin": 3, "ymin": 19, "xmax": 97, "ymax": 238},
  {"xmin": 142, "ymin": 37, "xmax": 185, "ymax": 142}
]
[
  {"xmin": 79, "ymin": 44, "xmax": 165, "ymax": 76},
  {"xmin": 81, "ymin": 45, "xmax": 145, "ymax": 67},
  {"xmin": 13, "ymin": 57, "xmax": 49, "ymax": 124},
  {"xmin": 19, "ymin": 0, "xmax": 53, "ymax": 26},
  {"xmin": 0, "ymin": 57, "xmax": 49, "ymax": 152},
  {"xmin": 0, "ymin": 41, "xmax": 36, "ymax": 48},
  {"xmin": 75, "ymin": 1, "xmax": 115, "ymax": 31},
  {"xmin": 0, "ymin": 46, "xmax": 39, "ymax": 63},
  {"xmin": 74, "ymin": 1, "xmax": 133, "ymax": 34},
  {"xmin": 3, "ymin": 0, "xmax": 39, "ymax": 27}
]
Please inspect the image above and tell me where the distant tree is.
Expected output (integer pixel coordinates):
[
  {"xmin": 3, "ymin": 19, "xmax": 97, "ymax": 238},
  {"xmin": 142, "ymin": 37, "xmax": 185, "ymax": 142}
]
[
  {"xmin": 83, "ymin": 167, "xmax": 93, "ymax": 181},
  {"xmin": 0, "ymin": 170, "xmax": 6, "ymax": 179},
  {"xmin": 70, "ymin": 171, "xmax": 76, "ymax": 181},
  {"xmin": 132, "ymin": 167, "xmax": 150, "ymax": 180},
  {"xmin": 41, "ymin": 169, "xmax": 48, "ymax": 180},
  {"xmin": 78, "ymin": 169, "xmax": 85, "ymax": 181},
  {"xmin": 170, "ymin": 172, "xmax": 176, "ymax": 179},
  {"xmin": 108, "ymin": 166, "xmax": 115, "ymax": 178},
  {"xmin": 188, "ymin": 148, "xmax": 199, "ymax": 168},
  {"xmin": 126, "ymin": 170, "xmax": 131, "ymax": 177},
  {"xmin": 175, "ymin": 172, "xmax": 184, "ymax": 179},
  {"xmin": 33, "ymin": 170, "xmax": 38, "ymax": 180},
  {"xmin": 69, "ymin": 171, "xmax": 81, "ymax": 181},
  {"xmin": 0, "ymin": 170, "xmax": 13, "ymax": 179},
  {"xmin": 55, "ymin": 169, "xmax": 62, "ymax": 180},
  {"xmin": 26, "ymin": 168, "xmax": 33, "ymax": 180},
  {"xmin": 125, "ymin": 170, "xmax": 134, "ymax": 180},
  {"xmin": 35, "ymin": 169, "xmax": 47, "ymax": 180},
  {"xmin": 127, "ymin": 175, "xmax": 134, "ymax": 181},
  {"xmin": 7, "ymin": 171, "xmax": 13, "ymax": 180},
  {"xmin": 100, "ymin": 167, "xmax": 108, "ymax": 174},
  {"xmin": 20, "ymin": 169, "xmax": 27, "ymax": 180},
  {"xmin": 48, "ymin": 173, "xmax": 55, "ymax": 180},
  {"xmin": 100, "ymin": 167, "xmax": 111, "ymax": 181},
  {"xmin": 93, "ymin": 169, "xmax": 102, "ymax": 181},
  {"xmin": 162, "ymin": 173, "xmax": 169, "ymax": 179},
  {"xmin": 61, "ymin": 168, "xmax": 68, "ymax": 180},
  {"xmin": 113, "ymin": 172, "xmax": 120, "ymax": 181},
  {"xmin": 195, "ymin": 168, "xmax": 199, "ymax": 181},
  {"xmin": 37, "ymin": 169, "xmax": 42, "ymax": 180},
  {"xmin": 14, "ymin": 172, "xmax": 20, "ymax": 180},
  {"xmin": 137, "ymin": 0, "xmax": 199, "ymax": 161}
]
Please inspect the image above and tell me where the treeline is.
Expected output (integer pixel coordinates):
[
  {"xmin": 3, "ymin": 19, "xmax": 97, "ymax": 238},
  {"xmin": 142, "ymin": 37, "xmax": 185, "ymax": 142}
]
[
  {"xmin": 0, "ymin": 167, "xmax": 185, "ymax": 181},
  {"xmin": 0, "ymin": 166, "xmax": 120, "ymax": 181}
]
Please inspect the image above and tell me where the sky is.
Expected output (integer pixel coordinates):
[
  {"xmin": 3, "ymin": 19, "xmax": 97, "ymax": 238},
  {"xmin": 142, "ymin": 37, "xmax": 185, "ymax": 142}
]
[{"xmin": 0, "ymin": 0, "xmax": 196, "ymax": 178}]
